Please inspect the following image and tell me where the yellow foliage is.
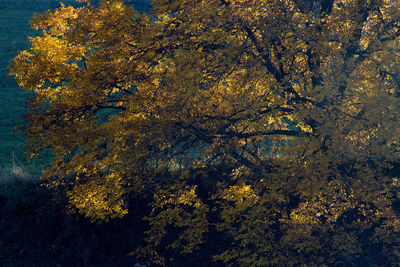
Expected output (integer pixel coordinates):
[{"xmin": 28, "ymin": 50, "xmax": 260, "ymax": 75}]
[{"xmin": 8, "ymin": 0, "xmax": 400, "ymax": 265}]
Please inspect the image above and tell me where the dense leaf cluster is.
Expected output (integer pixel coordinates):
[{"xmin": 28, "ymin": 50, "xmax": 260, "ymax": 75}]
[{"xmin": 9, "ymin": 0, "xmax": 400, "ymax": 265}]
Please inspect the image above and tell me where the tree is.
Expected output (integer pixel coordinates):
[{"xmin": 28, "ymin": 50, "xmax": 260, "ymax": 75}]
[{"xmin": 9, "ymin": 0, "xmax": 400, "ymax": 265}]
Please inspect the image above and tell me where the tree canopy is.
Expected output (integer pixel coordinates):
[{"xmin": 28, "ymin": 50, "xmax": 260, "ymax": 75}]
[{"xmin": 9, "ymin": 0, "xmax": 400, "ymax": 265}]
